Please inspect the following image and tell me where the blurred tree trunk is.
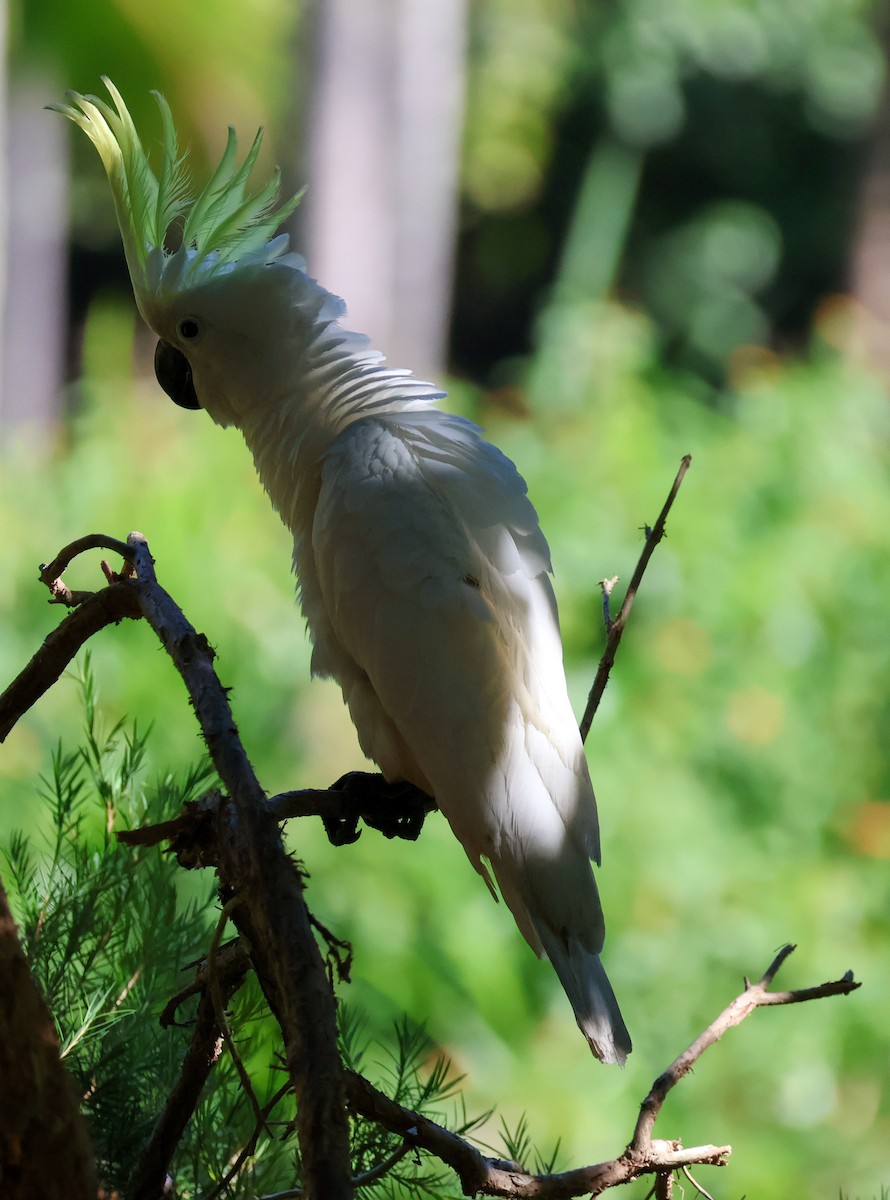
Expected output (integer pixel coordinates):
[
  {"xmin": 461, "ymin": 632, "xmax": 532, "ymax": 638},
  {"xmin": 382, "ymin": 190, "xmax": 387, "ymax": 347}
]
[
  {"xmin": 850, "ymin": 18, "xmax": 890, "ymax": 375},
  {"xmin": 0, "ymin": 0, "xmax": 7, "ymax": 421},
  {"xmin": 0, "ymin": 69, "xmax": 68, "ymax": 434},
  {"xmin": 300, "ymin": 0, "xmax": 468, "ymax": 380}
]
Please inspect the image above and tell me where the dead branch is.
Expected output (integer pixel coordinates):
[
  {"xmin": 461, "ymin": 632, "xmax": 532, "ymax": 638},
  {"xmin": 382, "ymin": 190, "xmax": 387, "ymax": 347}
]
[
  {"xmin": 0, "ymin": 582, "xmax": 141, "ymax": 742},
  {"xmin": 630, "ymin": 943, "xmax": 860, "ymax": 1154},
  {"xmin": 124, "ymin": 532, "xmax": 354, "ymax": 1200},
  {"xmin": 344, "ymin": 944, "xmax": 858, "ymax": 1198},
  {"xmin": 38, "ymin": 532, "xmax": 135, "ymax": 586},
  {"xmin": 128, "ymin": 941, "xmax": 250, "ymax": 1200},
  {"xmin": 344, "ymin": 1068, "xmax": 727, "ymax": 1198},
  {"xmin": 580, "ymin": 454, "xmax": 692, "ymax": 742}
]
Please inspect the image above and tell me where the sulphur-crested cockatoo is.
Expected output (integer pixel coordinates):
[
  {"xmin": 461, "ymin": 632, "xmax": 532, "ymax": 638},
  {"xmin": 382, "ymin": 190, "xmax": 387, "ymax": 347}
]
[{"xmin": 53, "ymin": 80, "xmax": 631, "ymax": 1064}]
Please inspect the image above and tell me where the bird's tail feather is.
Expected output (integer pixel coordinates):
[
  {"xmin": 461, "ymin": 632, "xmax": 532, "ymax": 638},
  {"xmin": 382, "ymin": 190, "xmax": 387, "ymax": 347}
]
[
  {"xmin": 491, "ymin": 853, "xmax": 632, "ymax": 1066},
  {"xmin": 535, "ymin": 924, "xmax": 632, "ymax": 1065}
]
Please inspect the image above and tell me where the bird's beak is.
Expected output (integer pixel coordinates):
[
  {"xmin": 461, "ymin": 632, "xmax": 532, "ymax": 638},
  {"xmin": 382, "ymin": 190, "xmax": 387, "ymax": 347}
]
[{"xmin": 154, "ymin": 340, "xmax": 201, "ymax": 410}]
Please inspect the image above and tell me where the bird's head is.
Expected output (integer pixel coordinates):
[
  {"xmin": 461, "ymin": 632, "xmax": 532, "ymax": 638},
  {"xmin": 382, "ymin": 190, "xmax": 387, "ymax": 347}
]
[{"xmin": 50, "ymin": 79, "xmax": 306, "ymax": 427}]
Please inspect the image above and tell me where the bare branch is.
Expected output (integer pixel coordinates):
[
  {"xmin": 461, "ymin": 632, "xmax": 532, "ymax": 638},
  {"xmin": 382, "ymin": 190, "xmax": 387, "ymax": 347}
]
[
  {"xmin": 203, "ymin": 1080, "xmax": 294, "ymax": 1200},
  {"xmin": 128, "ymin": 943, "xmax": 250, "ymax": 1200},
  {"xmin": 122, "ymin": 532, "xmax": 355, "ymax": 1200},
  {"xmin": 630, "ymin": 944, "xmax": 860, "ymax": 1153},
  {"xmin": 118, "ymin": 778, "xmax": 434, "ymax": 852},
  {"xmin": 580, "ymin": 455, "xmax": 692, "ymax": 742},
  {"xmin": 0, "ymin": 583, "xmax": 141, "ymax": 741},
  {"xmin": 344, "ymin": 942, "xmax": 858, "ymax": 1198},
  {"xmin": 344, "ymin": 1069, "xmax": 728, "ymax": 1198},
  {"xmin": 7, "ymin": 530, "xmax": 354, "ymax": 1198},
  {"xmin": 38, "ymin": 533, "xmax": 135, "ymax": 591}
]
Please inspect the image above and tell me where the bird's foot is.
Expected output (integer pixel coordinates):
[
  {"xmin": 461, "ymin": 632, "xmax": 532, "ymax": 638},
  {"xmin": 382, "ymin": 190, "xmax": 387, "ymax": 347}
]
[{"xmin": 327, "ymin": 772, "xmax": 436, "ymax": 844}]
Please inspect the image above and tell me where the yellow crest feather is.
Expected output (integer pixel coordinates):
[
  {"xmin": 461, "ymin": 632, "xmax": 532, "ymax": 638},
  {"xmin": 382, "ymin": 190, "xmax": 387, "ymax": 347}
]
[{"xmin": 50, "ymin": 78, "xmax": 304, "ymax": 309}]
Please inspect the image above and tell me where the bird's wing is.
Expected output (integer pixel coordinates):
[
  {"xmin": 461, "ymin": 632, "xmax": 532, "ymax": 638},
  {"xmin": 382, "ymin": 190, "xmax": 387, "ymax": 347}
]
[
  {"xmin": 312, "ymin": 411, "xmax": 631, "ymax": 1065},
  {"xmin": 311, "ymin": 411, "xmax": 601, "ymax": 883}
]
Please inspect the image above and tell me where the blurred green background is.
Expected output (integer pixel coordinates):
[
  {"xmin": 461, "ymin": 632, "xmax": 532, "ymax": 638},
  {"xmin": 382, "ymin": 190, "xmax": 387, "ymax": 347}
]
[{"xmin": 1, "ymin": 0, "xmax": 889, "ymax": 1196}]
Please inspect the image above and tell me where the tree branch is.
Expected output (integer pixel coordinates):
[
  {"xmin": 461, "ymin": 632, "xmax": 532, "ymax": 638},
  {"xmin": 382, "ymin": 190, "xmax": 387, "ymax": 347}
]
[
  {"xmin": 38, "ymin": 532, "xmax": 135, "ymax": 586},
  {"xmin": 123, "ymin": 532, "xmax": 355, "ymax": 1200},
  {"xmin": 117, "ymin": 778, "xmax": 435, "ymax": 852},
  {"xmin": 344, "ymin": 943, "xmax": 858, "ymax": 1198},
  {"xmin": 2, "ymin": 530, "xmax": 355, "ymax": 1200},
  {"xmin": 0, "ymin": 582, "xmax": 141, "ymax": 742},
  {"xmin": 344, "ymin": 1068, "xmax": 728, "ymax": 1198},
  {"xmin": 580, "ymin": 455, "xmax": 692, "ymax": 742},
  {"xmin": 127, "ymin": 941, "xmax": 250, "ymax": 1200},
  {"xmin": 0, "ymin": 879, "xmax": 98, "ymax": 1199},
  {"xmin": 630, "ymin": 943, "xmax": 860, "ymax": 1154}
]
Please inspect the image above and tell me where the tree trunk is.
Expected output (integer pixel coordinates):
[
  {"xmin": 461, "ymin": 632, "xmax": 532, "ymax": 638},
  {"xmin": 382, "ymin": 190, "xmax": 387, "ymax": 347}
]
[
  {"xmin": 0, "ymin": 880, "xmax": 98, "ymax": 1199},
  {"xmin": 300, "ymin": 0, "xmax": 468, "ymax": 379}
]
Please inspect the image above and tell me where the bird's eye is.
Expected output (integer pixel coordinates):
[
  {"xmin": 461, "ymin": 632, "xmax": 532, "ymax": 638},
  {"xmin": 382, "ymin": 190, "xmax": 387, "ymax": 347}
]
[{"xmin": 177, "ymin": 316, "xmax": 201, "ymax": 341}]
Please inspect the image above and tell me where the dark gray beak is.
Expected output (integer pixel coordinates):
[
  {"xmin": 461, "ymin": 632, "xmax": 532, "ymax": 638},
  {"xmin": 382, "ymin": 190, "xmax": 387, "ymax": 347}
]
[{"xmin": 154, "ymin": 340, "xmax": 201, "ymax": 410}]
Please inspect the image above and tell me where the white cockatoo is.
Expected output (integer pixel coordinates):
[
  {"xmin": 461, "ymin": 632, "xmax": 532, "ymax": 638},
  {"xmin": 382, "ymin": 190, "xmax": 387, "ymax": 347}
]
[{"xmin": 53, "ymin": 80, "xmax": 631, "ymax": 1064}]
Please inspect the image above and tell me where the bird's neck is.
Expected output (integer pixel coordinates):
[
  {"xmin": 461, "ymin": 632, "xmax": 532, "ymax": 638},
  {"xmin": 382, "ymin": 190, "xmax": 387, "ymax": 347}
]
[{"xmin": 237, "ymin": 305, "xmax": 445, "ymax": 551}]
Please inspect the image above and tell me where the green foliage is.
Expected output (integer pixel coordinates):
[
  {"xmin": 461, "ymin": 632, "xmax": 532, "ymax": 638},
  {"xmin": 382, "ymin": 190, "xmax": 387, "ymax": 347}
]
[
  {"xmin": 492, "ymin": 1113, "xmax": 560, "ymax": 1178},
  {"xmin": 0, "ymin": 659, "xmax": 502, "ymax": 1197},
  {"xmin": 2, "ymin": 656, "xmax": 218, "ymax": 1187},
  {"xmin": 340, "ymin": 1011, "xmax": 484, "ymax": 1199}
]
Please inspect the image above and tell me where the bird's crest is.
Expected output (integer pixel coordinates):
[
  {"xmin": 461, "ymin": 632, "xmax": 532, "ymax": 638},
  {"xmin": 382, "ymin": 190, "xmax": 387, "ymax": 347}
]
[{"xmin": 50, "ymin": 78, "xmax": 303, "ymax": 315}]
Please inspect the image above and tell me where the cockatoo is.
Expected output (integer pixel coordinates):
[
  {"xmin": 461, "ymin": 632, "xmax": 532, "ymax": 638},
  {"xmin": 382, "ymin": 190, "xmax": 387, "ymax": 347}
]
[{"xmin": 53, "ymin": 80, "xmax": 631, "ymax": 1064}]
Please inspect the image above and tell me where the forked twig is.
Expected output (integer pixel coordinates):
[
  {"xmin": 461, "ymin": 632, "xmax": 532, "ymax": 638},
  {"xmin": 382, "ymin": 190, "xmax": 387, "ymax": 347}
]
[
  {"xmin": 343, "ymin": 944, "xmax": 858, "ymax": 1197},
  {"xmin": 630, "ymin": 943, "xmax": 860, "ymax": 1154},
  {"xmin": 580, "ymin": 455, "xmax": 692, "ymax": 742}
]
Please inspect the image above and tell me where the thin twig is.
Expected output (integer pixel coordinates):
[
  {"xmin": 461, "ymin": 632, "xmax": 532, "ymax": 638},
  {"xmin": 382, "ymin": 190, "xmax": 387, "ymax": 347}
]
[
  {"xmin": 599, "ymin": 575, "xmax": 619, "ymax": 631},
  {"xmin": 630, "ymin": 943, "xmax": 860, "ymax": 1153},
  {"xmin": 258, "ymin": 1142, "xmax": 414, "ymax": 1200},
  {"xmin": 681, "ymin": 1164, "xmax": 717, "ymax": 1200},
  {"xmin": 309, "ymin": 912, "xmax": 354, "ymax": 985},
  {"xmin": 159, "ymin": 939, "xmax": 251, "ymax": 1029},
  {"xmin": 351, "ymin": 1141, "xmax": 413, "ymax": 1188},
  {"xmin": 128, "ymin": 942, "xmax": 250, "ymax": 1200},
  {"xmin": 207, "ymin": 896, "xmax": 268, "ymax": 1138},
  {"xmin": 203, "ymin": 1081, "xmax": 293, "ymax": 1200},
  {"xmin": 580, "ymin": 455, "xmax": 692, "ymax": 742}
]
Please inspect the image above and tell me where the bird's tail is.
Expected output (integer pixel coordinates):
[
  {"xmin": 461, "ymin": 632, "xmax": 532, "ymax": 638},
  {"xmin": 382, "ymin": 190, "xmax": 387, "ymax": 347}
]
[
  {"xmin": 534, "ymin": 925, "xmax": 632, "ymax": 1066},
  {"xmin": 490, "ymin": 850, "xmax": 632, "ymax": 1066}
]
